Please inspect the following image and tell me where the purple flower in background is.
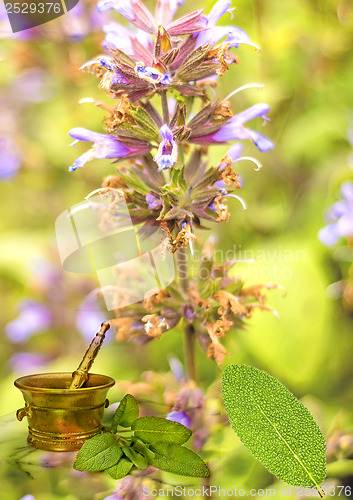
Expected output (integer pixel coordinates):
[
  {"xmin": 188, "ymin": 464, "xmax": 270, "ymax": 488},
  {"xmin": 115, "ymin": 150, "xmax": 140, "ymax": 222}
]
[
  {"xmin": 6, "ymin": 299, "xmax": 53, "ymax": 342},
  {"xmin": 76, "ymin": 294, "xmax": 108, "ymax": 341},
  {"xmin": 9, "ymin": 352, "xmax": 50, "ymax": 374},
  {"xmin": 0, "ymin": 135, "xmax": 23, "ymax": 180},
  {"xmin": 20, "ymin": 496, "xmax": 36, "ymax": 500},
  {"xmin": 319, "ymin": 182, "xmax": 353, "ymax": 247},
  {"xmin": 153, "ymin": 125, "xmax": 178, "ymax": 171},
  {"xmin": 190, "ymin": 103, "xmax": 274, "ymax": 152},
  {"xmin": 166, "ymin": 410, "xmax": 191, "ymax": 428},
  {"xmin": 68, "ymin": 128, "xmax": 151, "ymax": 171}
]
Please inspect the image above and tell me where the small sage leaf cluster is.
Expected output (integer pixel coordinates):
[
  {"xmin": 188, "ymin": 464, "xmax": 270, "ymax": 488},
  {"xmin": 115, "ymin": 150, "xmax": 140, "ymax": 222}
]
[{"xmin": 73, "ymin": 394, "xmax": 209, "ymax": 479}]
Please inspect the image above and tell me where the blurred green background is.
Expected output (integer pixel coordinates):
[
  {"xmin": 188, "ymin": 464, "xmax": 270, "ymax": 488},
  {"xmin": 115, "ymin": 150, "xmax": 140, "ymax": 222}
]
[{"xmin": 1, "ymin": 0, "xmax": 353, "ymax": 498}]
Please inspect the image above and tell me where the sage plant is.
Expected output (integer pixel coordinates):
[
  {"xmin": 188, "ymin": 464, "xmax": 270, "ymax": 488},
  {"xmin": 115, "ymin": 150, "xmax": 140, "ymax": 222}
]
[
  {"xmin": 69, "ymin": 0, "xmax": 275, "ymax": 367},
  {"xmin": 69, "ymin": 0, "xmax": 327, "ymax": 495}
]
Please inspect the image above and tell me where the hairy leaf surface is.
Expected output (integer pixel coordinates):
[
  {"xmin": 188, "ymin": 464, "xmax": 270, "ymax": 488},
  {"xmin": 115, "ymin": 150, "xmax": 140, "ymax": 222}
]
[
  {"xmin": 112, "ymin": 394, "xmax": 139, "ymax": 432},
  {"xmin": 73, "ymin": 432, "xmax": 122, "ymax": 472},
  {"xmin": 149, "ymin": 442, "xmax": 209, "ymax": 477},
  {"xmin": 106, "ymin": 457, "xmax": 133, "ymax": 480},
  {"xmin": 132, "ymin": 416, "xmax": 191, "ymax": 445},
  {"xmin": 222, "ymin": 365, "xmax": 326, "ymax": 491}
]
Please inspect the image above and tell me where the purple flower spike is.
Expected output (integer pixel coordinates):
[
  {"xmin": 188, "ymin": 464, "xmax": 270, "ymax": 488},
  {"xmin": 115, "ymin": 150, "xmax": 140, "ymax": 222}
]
[
  {"xmin": 319, "ymin": 181, "xmax": 353, "ymax": 247},
  {"xmin": 68, "ymin": 128, "xmax": 151, "ymax": 171},
  {"xmin": 6, "ymin": 299, "xmax": 52, "ymax": 343},
  {"xmin": 166, "ymin": 411, "xmax": 191, "ymax": 428},
  {"xmin": 153, "ymin": 125, "xmax": 178, "ymax": 171}
]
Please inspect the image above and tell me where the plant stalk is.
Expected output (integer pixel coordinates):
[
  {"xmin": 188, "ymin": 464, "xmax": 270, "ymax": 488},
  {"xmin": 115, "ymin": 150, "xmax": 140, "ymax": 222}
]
[
  {"xmin": 176, "ymin": 247, "xmax": 198, "ymax": 383},
  {"xmin": 161, "ymin": 91, "xmax": 170, "ymax": 126}
]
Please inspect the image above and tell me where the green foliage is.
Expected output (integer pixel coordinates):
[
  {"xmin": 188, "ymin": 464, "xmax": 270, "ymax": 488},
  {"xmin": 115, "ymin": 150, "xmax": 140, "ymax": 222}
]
[
  {"xmin": 148, "ymin": 442, "xmax": 210, "ymax": 477},
  {"xmin": 73, "ymin": 394, "xmax": 209, "ymax": 479},
  {"xmin": 73, "ymin": 432, "xmax": 123, "ymax": 472},
  {"xmin": 111, "ymin": 393, "xmax": 139, "ymax": 431},
  {"xmin": 222, "ymin": 365, "xmax": 327, "ymax": 494},
  {"xmin": 131, "ymin": 416, "xmax": 192, "ymax": 445},
  {"xmin": 106, "ymin": 458, "xmax": 134, "ymax": 480}
]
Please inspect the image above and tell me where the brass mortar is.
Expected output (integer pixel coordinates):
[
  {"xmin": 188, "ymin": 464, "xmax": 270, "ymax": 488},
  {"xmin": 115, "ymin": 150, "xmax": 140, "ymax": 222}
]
[{"xmin": 15, "ymin": 372, "xmax": 115, "ymax": 451}]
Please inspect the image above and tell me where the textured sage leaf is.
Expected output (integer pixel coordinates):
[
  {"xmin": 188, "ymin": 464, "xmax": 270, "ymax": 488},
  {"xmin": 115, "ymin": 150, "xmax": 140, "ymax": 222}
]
[
  {"xmin": 106, "ymin": 457, "xmax": 133, "ymax": 480},
  {"xmin": 111, "ymin": 394, "xmax": 139, "ymax": 432},
  {"xmin": 73, "ymin": 432, "xmax": 122, "ymax": 472},
  {"xmin": 149, "ymin": 442, "xmax": 210, "ymax": 477},
  {"xmin": 132, "ymin": 416, "xmax": 191, "ymax": 445},
  {"xmin": 222, "ymin": 365, "xmax": 326, "ymax": 492},
  {"xmin": 123, "ymin": 446, "xmax": 148, "ymax": 470}
]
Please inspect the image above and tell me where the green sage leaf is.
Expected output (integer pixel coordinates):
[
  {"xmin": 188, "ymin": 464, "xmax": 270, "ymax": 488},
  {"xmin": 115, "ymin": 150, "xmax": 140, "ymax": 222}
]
[
  {"xmin": 106, "ymin": 457, "xmax": 133, "ymax": 480},
  {"xmin": 123, "ymin": 446, "xmax": 148, "ymax": 470},
  {"xmin": 132, "ymin": 416, "xmax": 191, "ymax": 445},
  {"xmin": 222, "ymin": 365, "xmax": 326, "ymax": 492},
  {"xmin": 149, "ymin": 442, "xmax": 209, "ymax": 478},
  {"xmin": 111, "ymin": 394, "xmax": 139, "ymax": 432},
  {"xmin": 73, "ymin": 432, "xmax": 122, "ymax": 472}
]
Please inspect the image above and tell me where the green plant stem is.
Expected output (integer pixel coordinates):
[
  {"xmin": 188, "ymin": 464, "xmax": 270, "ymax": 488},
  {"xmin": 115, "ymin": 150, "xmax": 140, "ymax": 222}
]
[
  {"xmin": 176, "ymin": 247, "xmax": 198, "ymax": 383},
  {"xmin": 161, "ymin": 91, "xmax": 170, "ymax": 126},
  {"xmin": 184, "ymin": 323, "xmax": 197, "ymax": 383}
]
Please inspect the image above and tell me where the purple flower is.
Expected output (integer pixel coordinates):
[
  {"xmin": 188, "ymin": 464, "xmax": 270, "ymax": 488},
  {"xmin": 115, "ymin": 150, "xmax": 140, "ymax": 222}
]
[
  {"xmin": 195, "ymin": 0, "xmax": 259, "ymax": 50},
  {"xmin": 76, "ymin": 295, "xmax": 108, "ymax": 341},
  {"xmin": 166, "ymin": 410, "xmax": 191, "ymax": 428},
  {"xmin": 98, "ymin": 0, "xmax": 206, "ymax": 36},
  {"xmin": 155, "ymin": 0, "xmax": 185, "ymax": 25},
  {"xmin": 153, "ymin": 125, "xmax": 178, "ymax": 170},
  {"xmin": 319, "ymin": 182, "xmax": 353, "ymax": 247},
  {"xmin": 166, "ymin": 9, "xmax": 207, "ymax": 36},
  {"xmin": 135, "ymin": 63, "xmax": 171, "ymax": 86},
  {"xmin": 97, "ymin": 0, "xmax": 135, "ymax": 20},
  {"xmin": 102, "ymin": 22, "xmax": 151, "ymax": 58},
  {"xmin": 68, "ymin": 127, "xmax": 151, "ymax": 171},
  {"xmin": 6, "ymin": 299, "xmax": 52, "ymax": 342},
  {"xmin": 191, "ymin": 103, "xmax": 274, "ymax": 152},
  {"xmin": 146, "ymin": 192, "xmax": 162, "ymax": 210},
  {"xmin": 98, "ymin": 0, "xmax": 156, "ymax": 33},
  {"xmin": 20, "ymin": 496, "xmax": 36, "ymax": 500},
  {"xmin": 0, "ymin": 135, "xmax": 22, "ymax": 180},
  {"xmin": 9, "ymin": 353, "xmax": 50, "ymax": 374}
]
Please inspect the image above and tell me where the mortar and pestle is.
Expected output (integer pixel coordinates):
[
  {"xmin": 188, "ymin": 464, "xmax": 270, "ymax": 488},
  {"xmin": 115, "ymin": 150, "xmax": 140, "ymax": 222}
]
[{"xmin": 14, "ymin": 322, "xmax": 115, "ymax": 451}]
